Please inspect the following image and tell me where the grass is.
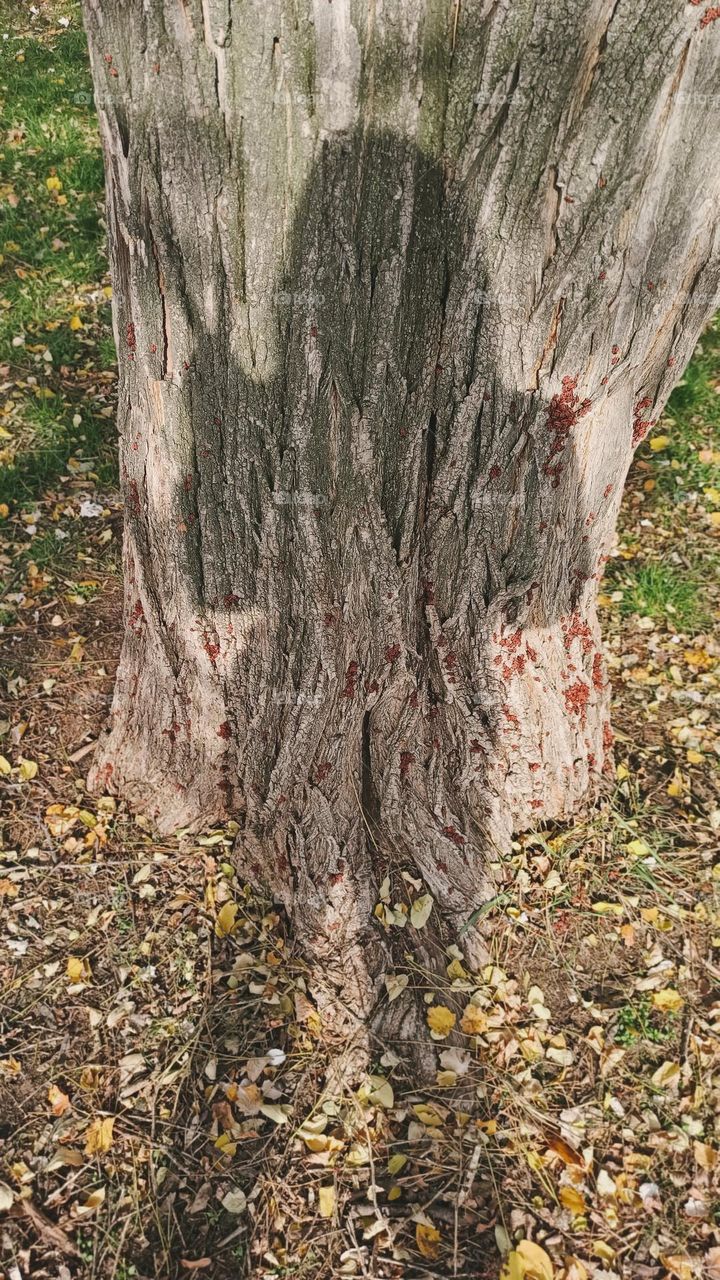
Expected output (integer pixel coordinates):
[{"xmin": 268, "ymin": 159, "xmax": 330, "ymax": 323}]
[
  {"xmin": 617, "ymin": 561, "xmax": 711, "ymax": 631},
  {"xmin": 0, "ymin": 7, "xmax": 114, "ymax": 512}
]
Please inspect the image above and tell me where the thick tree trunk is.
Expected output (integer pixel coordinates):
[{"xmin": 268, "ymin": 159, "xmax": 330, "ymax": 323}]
[{"xmin": 83, "ymin": 0, "xmax": 720, "ymax": 1031}]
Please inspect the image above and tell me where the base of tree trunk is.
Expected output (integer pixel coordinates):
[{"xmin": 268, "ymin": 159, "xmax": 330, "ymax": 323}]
[{"xmin": 89, "ymin": 596, "xmax": 611, "ymax": 1072}]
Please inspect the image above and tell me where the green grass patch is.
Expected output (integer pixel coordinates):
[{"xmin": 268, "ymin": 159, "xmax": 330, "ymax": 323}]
[
  {"xmin": 615, "ymin": 561, "xmax": 710, "ymax": 632},
  {"xmin": 0, "ymin": 8, "xmax": 116, "ymax": 542},
  {"xmin": 640, "ymin": 316, "xmax": 720, "ymax": 500}
]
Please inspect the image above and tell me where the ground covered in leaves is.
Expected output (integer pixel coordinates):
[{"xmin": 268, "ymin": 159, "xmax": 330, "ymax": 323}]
[{"xmin": 1, "ymin": 5, "xmax": 719, "ymax": 1280}]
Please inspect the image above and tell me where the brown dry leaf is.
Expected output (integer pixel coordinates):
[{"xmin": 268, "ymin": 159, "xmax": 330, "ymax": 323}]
[
  {"xmin": 48, "ymin": 1083, "xmax": 71, "ymax": 1116},
  {"xmin": 416, "ymin": 1222, "xmax": 442, "ymax": 1260},
  {"xmin": 694, "ymin": 1140, "xmax": 717, "ymax": 1170},
  {"xmin": 705, "ymin": 1247, "xmax": 720, "ymax": 1280},
  {"xmin": 460, "ymin": 1002, "xmax": 488, "ymax": 1035}
]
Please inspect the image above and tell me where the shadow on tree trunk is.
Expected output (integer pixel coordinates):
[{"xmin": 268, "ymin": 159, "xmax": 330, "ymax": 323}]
[{"xmin": 90, "ymin": 124, "xmax": 612, "ymax": 1078}]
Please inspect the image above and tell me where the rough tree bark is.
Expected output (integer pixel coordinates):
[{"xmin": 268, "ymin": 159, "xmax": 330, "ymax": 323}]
[{"xmin": 83, "ymin": 0, "xmax": 720, "ymax": 1041}]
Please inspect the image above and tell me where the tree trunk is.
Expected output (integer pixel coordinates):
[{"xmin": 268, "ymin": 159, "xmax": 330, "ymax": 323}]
[{"xmin": 83, "ymin": 0, "xmax": 720, "ymax": 1034}]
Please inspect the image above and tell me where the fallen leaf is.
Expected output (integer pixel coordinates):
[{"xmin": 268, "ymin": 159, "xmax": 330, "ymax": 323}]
[
  {"xmin": 215, "ymin": 901, "xmax": 238, "ymax": 938},
  {"xmin": 48, "ymin": 1084, "xmax": 71, "ymax": 1116},
  {"xmin": 427, "ymin": 1004, "xmax": 456, "ymax": 1039},
  {"xmin": 410, "ymin": 893, "xmax": 433, "ymax": 929},
  {"xmin": 652, "ymin": 988, "xmax": 683, "ymax": 1013},
  {"xmin": 416, "ymin": 1222, "xmax": 441, "ymax": 1260},
  {"xmin": 318, "ymin": 1184, "xmax": 335, "ymax": 1219},
  {"xmin": 85, "ymin": 1116, "xmax": 115, "ymax": 1155}
]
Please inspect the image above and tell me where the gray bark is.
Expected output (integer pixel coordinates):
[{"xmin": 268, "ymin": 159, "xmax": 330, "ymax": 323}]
[{"xmin": 82, "ymin": 0, "xmax": 720, "ymax": 1034}]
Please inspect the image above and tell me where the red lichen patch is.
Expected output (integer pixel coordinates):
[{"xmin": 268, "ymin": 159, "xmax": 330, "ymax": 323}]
[
  {"xmin": 489, "ymin": 465, "xmax": 502, "ymax": 480},
  {"xmin": 562, "ymin": 612, "xmax": 594, "ymax": 655},
  {"xmin": 530, "ymin": 799, "xmax": 543, "ymax": 810},
  {"xmin": 603, "ymin": 720, "xmax": 614, "ymax": 750},
  {"xmin": 592, "ymin": 652, "xmax": 605, "ymax": 691},
  {"xmin": 128, "ymin": 599, "xmax": 144, "ymax": 632},
  {"xmin": 543, "ymin": 375, "xmax": 592, "ymax": 486},
  {"xmin": 603, "ymin": 483, "xmax": 613, "ymax": 499},
  {"xmin": 126, "ymin": 478, "xmax": 141, "ymax": 516},
  {"xmin": 442, "ymin": 825, "xmax": 465, "ymax": 847},
  {"xmin": 470, "ymin": 739, "xmax": 485, "ymax": 754},
  {"xmin": 529, "ymin": 761, "xmax": 541, "ymax": 772},
  {"xmin": 632, "ymin": 396, "xmax": 655, "ymax": 446},
  {"xmin": 183, "ymin": 474, "xmax": 194, "ymax": 493},
  {"xmin": 526, "ymin": 643, "xmax": 538, "ymax": 662},
  {"xmin": 385, "ymin": 643, "xmax": 402, "ymax": 663},
  {"xmin": 202, "ymin": 633, "xmax": 221, "ymax": 666},
  {"xmin": 315, "ymin": 761, "xmax": 332, "ymax": 782},
  {"xmin": 342, "ymin": 661, "xmax": 359, "ymax": 698},
  {"xmin": 502, "ymin": 654, "xmax": 526, "ymax": 681},
  {"xmin": 502, "ymin": 704, "xmax": 520, "ymax": 730},
  {"xmin": 217, "ymin": 722, "xmax": 232, "ymax": 740},
  {"xmin": 223, "ymin": 593, "xmax": 239, "ymax": 608},
  {"xmin": 598, "ymin": 269, "xmax": 607, "ymax": 280},
  {"xmin": 162, "ymin": 722, "xmax": 181, "ymax": 745},
  {"xmin": 126, "ymin": 322, "xmax": 136, "ymax": 351},
  {"xmin": 400, "ymin": 751, "xmax": 414, "ymax": 778},
  {"xmin": 564, "ymin": 680, "xmax": 590, "ymax": 719},
  {"xmin": 499, "ymin": 628, "xmax": 522, "ymax": 652},
  {"xmin": 422, "ymin": 579, "xmax": 435, "ymax": 605},
  {"xmin": 700, "ymin": 5, "xmax": 720, "ymax": 25}
]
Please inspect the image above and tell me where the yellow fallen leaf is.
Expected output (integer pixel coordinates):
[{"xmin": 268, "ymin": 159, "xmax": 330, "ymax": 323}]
[
  {"xmin": 215, "ymin": 901, "xmax": 238, "ymax": 938},
  {"xmin": 46, "ymin": 175, "xmax": 62, "ymax": 192},
  {"xmin": 626, "ymin": 839, "xmax": 652, "ymax": 859},
  {"xmin": 318, "ymin": 1184, "xmax": 335, "ymax": 1219},
  {"xmin": 686, "ymin": 749, "xmax": 703, "ymax": 764},
  {"xmin": 76, "ymin": 1186, "xmax": 106, "ymax": 1217},
  {"xmin": 652, "ymin": 988, "xmax": 683, "ymax": 1013},
  {"xmin": 501, "ymin": 1240, "xmax": 554, "ymax": 1279},
  {"xmin": 649, "ymin": 434, "xmax": 670, "ymax": 451},
  {"xmin": 559, "ymin": 1185, "xmax": 585, "ymax": 1214},
  {"xmin": 708, "ymin": 511, "xmax": 720, "ymax": 528},
  {"xmin": 416, "ymin": 1223, "xmax": 441, "ymax": 1260},
  {"xmin": 410, "ymin": 893, "xmax": 433, "ymax": 929},
  {"xmin": 387, "ymin": 1153, "xmax": 407, "ymax": 1175},
  {"xmin": 69, "ymin": 313, "xmax": 83, "ymax": 330},
  {"xmin": 66, "ymin": 956, "xmax": 91, "ymax": 983},
  {"xmin": 85, "ymin": 1116, "xmax": 115, "ymax": 1155},
  {"xmin": 427, "ymin": 1004, "xmax": 456, "ymax": 1039},
  {"xmin": 0, "ymin": 755, "xmax": 11, "ymax": 776},
  {"xmin": 18, "ymin": 757, "xmax": 38, "ymax": 781},
  {"xmin": 591, "ymin": 901, "xmax": 623, "ymax": 916}
]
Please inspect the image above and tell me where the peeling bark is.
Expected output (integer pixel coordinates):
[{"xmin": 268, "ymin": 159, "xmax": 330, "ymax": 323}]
[{"xmin": 82, "ymin": 0, "xmax": 720, "ymax": 1042}]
